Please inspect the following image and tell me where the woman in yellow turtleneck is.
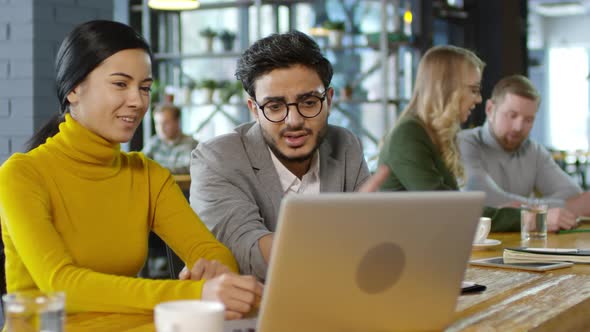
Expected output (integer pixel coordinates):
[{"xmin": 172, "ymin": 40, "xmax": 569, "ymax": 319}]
[{"xmin": 0, "ymin": 20, "xmax": 260, "ymax": 319}]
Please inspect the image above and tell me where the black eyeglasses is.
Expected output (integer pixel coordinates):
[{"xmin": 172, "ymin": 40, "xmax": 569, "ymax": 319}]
[{"xmin": 253, "ymin": 91, "xmax": 328, "ymax": 123}]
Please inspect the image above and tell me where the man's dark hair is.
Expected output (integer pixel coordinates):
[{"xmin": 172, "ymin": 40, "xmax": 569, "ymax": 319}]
[{"xmin": 235, "ymin": 30, "xmax": 333, "ymax": 99}]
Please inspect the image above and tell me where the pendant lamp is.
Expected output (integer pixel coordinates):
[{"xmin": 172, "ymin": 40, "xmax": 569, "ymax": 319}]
[{"xmin": 148, "ymin": 0, "xmax": 200, "ymax": 11}]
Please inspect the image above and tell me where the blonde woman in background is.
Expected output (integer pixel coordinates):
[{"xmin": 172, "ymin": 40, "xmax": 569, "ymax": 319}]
[{"xmin": 378, "ymin": 45, "xmax": 520, "ymax": 231}]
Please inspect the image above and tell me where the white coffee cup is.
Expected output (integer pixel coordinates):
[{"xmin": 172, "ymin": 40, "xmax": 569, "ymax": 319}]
[
  {"xmin": 154, "ymin": 300, "xmax": 225, "ymax": 332},
  {"xmin": 473, "ymin": 217, "xmax": 491, "ymax": 244}
]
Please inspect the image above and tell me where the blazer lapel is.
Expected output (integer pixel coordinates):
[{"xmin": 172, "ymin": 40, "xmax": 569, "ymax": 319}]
[
  {"xmin": 243, "ymin": 123, "xmax": 284, "ymax": 214},
  {"xmin": 319, "ymin": 137, "xmax": 344, "ymax": 192}
]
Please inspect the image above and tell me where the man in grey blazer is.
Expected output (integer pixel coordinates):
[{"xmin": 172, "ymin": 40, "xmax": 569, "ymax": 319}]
[{"xmin": 189, "ymin": 31, "xmax": 370, "ymax": 281}]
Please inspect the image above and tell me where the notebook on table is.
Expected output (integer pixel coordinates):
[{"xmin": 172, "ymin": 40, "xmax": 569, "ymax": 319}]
[
  {"xmin": 225, "ymin": 191, "xmax": 485, "ymax": 332},
  {"xmin": 504, "ymin": 247, "xmax": 590, "ymax": 264}
]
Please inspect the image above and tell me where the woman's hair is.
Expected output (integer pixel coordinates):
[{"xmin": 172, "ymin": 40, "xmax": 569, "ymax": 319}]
[
  {"xmin": 26, "ymin": 20, "xmax": 152, "ymax": 152},
  {"xmin": 402, "ymin": 45, "xmax": 485, "ymax": 180}
]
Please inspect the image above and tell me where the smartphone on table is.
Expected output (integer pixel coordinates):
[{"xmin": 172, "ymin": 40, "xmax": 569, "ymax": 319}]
[{"xmin": 470, "ymin": 257, "xmax": 573, "ymax": 272}]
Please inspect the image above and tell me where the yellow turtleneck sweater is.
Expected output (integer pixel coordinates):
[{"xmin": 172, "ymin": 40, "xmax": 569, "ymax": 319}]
[{"xmin": 0, "ymin": 114, "xmax": 237, "ymax": 313}]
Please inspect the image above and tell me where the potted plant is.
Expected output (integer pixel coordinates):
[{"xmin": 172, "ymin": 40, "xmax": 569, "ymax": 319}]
[
  {"xmin": 182, "ymin": 79, "xmax": 197, "ymax": 105},
  {"xmin": 199, "ymin": 79, "xmax": 218, "ymax": 104},
  {"xmin": 340, "ymin": 83, "xmax": 353, "ymax": 101},
  {"xmin": 200, "ymin": 27, "xmax": 217, "ymax": 52},
  {"xmin": 149, "ymin": 79, "xmax": 161, "ymax": 105},
  {"xmin": 323, "ymin": 20, "xmax": 346, "ymax": 48},
  {"xmin": 218, "ymin": 30, "xmax": 237, "ymax": 52},
  {"xmin": 219, "ymin": 80, "xmax": 243, "ymax": 103}
]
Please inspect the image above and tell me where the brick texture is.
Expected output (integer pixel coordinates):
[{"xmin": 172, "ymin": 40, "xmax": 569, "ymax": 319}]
[
  {"xmin": 0, "ymin": 23, "xmax": 8, "ymax": 40},
  {"xmin": 55, "ymin": 6, "xmax": 97, "ymax": 24},
  {"xmin": 11, "ymin": 98, "xmax": 34, "ymax": 118},
  {"xmin": 0, "ymin": 99, "xmax": 9, "ymax": 117},
  {"xmin": 10, "ymin": 59, "xmax": 34, "ymax": 79},
  {"xmin": 0, "ymin": 79, "xmax": 33, "ymax": 98},
  {"xmin": 0, "ymin": 137, "xmax": 10, "ymax": 155},
  {"xmin": 0, "ymin": 41, "xmax": 34, "ymax": 59},
  {"xmin": 0, "ymin": 0, "xmax": 113, "ymax": 164},
  {"xmin": 10, "ymin": 23, "xmax": 34, "ymax": 41},
  {"xmin": 11, "ymin": 135, "xmax": 29, "ymax": 153},
  {"xmin": 0, "ymin": 60, "xmax": 8, "ymax": 78},
  {"xmin": 0, "ymin": 6, "xmax": 33, "ymax": 22},
  {"xmin": 77, "ymin": 0, "xmax": 113, "ymax": 10}
]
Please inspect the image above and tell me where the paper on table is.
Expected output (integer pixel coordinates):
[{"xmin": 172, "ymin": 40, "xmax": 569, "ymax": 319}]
[{"xmin": 504, "ymin": 247, "xmax": 590, "ymax": 264}]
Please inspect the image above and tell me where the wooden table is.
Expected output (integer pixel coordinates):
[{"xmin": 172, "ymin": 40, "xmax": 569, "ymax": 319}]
[
  {"xmin": 65, "ymin": 232, "xmax": 590, "ymax": 331},
  {"xmin": 173, "ymin": 174, "xmax": 191, "ymax": 192},
  {"xmin": 450, "ymin": 231, "xmax": 590, "ymax": 331}
]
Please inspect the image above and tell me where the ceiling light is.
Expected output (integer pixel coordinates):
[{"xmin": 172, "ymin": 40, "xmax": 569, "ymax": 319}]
[
  {"xmin": 403, "ymin": 9, "xmax": 413, "ymax": 24},
  {"xmin": 148, "ymin": 0, "xmax": 200, "ymax": 11},
  {"xmin": 531, "ymin": 1, "xmax": 587, "ymax": 17}
]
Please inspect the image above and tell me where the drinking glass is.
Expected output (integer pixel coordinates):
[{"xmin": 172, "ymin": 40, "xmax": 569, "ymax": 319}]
[
  {"xmin": 2, "ymin": 291, "xmax": 65, "ymax": 332},
  {"xmin": 520, "ymin": 203, "xmax": 548, "ymax": 241}
]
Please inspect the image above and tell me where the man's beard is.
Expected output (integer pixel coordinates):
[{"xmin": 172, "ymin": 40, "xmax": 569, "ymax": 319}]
[
  {"xmin": 489, "ymin": 122, "xmax": 524, "ymax": 152},
  {"xmin": 263, "ymin": 124, "xmax": 328, "ymax": 163},
  {"xmin": 500, "ymin": 136, "xmax": 525, "ymax": 151}
]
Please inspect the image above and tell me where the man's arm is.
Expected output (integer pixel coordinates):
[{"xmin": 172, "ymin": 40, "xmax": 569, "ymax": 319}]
[
  {"xmin": 459, "ymin": 131, "xmax": 565, "ymax": 207},
  {"xmin": 348, "ymin": 131, "xmax": 371, "ymax": 191},
  {"xmin": 565, "ymin": 192, "xmax": 590, "ymax": 217},
  {"xmin": 258, "ymin": 234, "xmax": 273, "ymax": 264},
  {"xmin": 533, "ymin": 145, "xmax": 582, "ymax": 201},
  {"xmin": 190, "ymin": 143, "xmax": 272, "ymax": 281}
]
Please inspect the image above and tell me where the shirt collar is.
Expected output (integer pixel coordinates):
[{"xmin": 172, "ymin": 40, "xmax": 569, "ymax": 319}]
[
  {"xmin": 269, "ymin": 148, "xmax": 320, "ymax": 194},
  {"xmin": 161, "ymin": 134, "xmax": 185, "ymax": 146}
]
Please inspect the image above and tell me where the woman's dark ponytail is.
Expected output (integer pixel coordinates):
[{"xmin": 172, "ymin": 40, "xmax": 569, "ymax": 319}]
[{"xmin": 25, "ymin": 113, "xmax": 66, "ymax": 152}]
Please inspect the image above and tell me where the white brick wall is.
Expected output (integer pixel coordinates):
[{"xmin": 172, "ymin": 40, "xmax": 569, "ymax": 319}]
[
  {"xmin": 0, "ymin": 60, "xmax": 8, "ymax": 78},
  {"xmin": 11, "ymin": 98, "xmax": 34, "ymax": 118},
  {"xmin": 0, "ymin": 99, "xmax": 9, "ymax": 117},
  {"xmin": 0, "ymin": 0, "xmax": 114, "ymax": 163},
  {"xmin": 0, "ymin": 23, "xmax": 8, "ymax": 41},
  {"xmin": 10, "ymin": 59, "xmax": 34, "ymax": 79}
]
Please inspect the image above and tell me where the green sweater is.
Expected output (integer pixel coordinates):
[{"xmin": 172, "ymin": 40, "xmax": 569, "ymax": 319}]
[{"xmin": 378, "ymin": 114, "xmax": 519, "ymax": 232}]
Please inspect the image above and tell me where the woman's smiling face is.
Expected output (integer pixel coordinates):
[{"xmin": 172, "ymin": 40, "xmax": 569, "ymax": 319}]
[{"xmin": 67, "ymin": 48, "xmax": 153, "ymax": 143}]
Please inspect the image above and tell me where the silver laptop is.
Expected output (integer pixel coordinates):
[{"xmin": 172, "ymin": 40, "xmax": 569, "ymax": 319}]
[{"xmin": 225, "ymin": 191, "xmax": 485, "ymax": 332}]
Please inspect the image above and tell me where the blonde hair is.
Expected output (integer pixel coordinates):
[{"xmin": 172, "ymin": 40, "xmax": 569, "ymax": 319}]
[{"xmin": 402, "ymin": 45, "xmax": 485, "ymax": 181}]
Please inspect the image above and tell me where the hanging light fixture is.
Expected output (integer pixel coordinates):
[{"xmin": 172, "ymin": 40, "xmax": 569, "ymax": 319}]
[{"xmin": 148, "ymin": 0, "xmax": 200, "ymax": 11}]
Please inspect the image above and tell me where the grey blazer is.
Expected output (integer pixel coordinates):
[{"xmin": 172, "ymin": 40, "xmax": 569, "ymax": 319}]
[{"xmin": 190, "ymin": 122, "xmax": 370, "ymax": 280}]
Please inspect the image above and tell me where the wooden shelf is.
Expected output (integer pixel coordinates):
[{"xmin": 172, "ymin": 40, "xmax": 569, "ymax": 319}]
[
  {"xmin": 154, "ymin": 51, "xmax": 242, "ymax": 61},
  {"xmin": 133, "ymin": 0, "xmax": 314, "ymax": 12},
  {"xmin": 333, "ymin": 98, "xmax": 408, "ymax": 106}
]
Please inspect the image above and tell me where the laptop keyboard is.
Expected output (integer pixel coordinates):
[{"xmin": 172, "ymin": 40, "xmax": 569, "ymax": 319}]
[{"xmin": 224, "ymin": 317, "xmax": 258, "ymax": 332}]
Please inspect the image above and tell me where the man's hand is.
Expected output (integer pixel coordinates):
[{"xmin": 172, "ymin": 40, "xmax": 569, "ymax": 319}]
[
  {"xmin": 500, "ymin": 200, "xmax": 523, "ymax": 208},
  {"xmin": 202, "ymin": 274, "xmax": 264, "ymax": 320},
  {"xmin": 546, "ymin": 207, "xmax": 577, "ymax": 232},
  {"xmin": 565, "ymin": 192, "xmax": 590, "ymax": 217},
  {"xmin": 178, "ymin": 258, "xmax": 232, "ymax": 281}
]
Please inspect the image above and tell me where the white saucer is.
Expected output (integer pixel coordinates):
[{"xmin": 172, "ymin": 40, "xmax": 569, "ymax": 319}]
[{"xmin": 472, "ymin": 238, "xmax": 501, "ymax": 249}]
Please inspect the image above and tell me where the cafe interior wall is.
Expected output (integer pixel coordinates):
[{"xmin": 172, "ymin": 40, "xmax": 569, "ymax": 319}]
[{"xmin": 527, "ymin": 5, "xmax": 590, "ymax": 151}]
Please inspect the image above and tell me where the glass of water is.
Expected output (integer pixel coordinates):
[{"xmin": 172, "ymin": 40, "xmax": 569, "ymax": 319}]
[
  {"xmin": 2, "ymin": 291, "xmax": 65, "ymax": 332},
  {"xmin": 520, "ymin": 203, "xmax": 548, "ymax": 241}
]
